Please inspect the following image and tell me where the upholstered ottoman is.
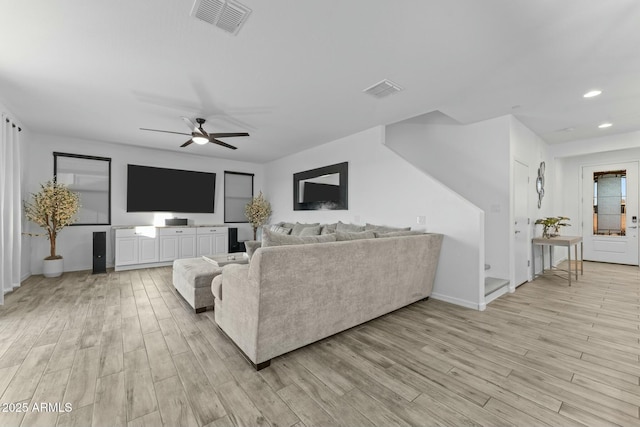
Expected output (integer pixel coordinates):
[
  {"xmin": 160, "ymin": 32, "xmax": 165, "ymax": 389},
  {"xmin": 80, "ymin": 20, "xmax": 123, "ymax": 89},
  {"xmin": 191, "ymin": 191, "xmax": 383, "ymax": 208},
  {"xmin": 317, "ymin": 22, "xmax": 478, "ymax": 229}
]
[{"xmin": 172, "ymin": 258, "xmax": 222, "ymax": 313}]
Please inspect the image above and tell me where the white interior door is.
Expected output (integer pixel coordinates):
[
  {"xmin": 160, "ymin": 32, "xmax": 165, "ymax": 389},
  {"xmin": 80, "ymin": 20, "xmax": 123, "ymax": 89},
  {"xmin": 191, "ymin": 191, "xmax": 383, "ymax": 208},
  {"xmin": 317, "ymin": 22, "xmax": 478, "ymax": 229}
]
[
  {"xmin": 582, "ymin": 162, "xmax": 639, "ymax": 265},
  {"xmin": 514, "ymin": 161, "xmax": 530, "ymax": 286}
]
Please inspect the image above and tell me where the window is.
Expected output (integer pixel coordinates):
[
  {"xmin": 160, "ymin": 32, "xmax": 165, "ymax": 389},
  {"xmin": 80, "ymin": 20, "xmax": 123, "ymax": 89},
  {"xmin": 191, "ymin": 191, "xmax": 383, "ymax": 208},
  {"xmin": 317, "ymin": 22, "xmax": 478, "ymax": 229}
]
[
  {"xmin": 54, "ymin": 152, "xmax": 111, "ymax": 225},
  {"xmin": 224, "ymin": 171, "xmax": 254, "ymax": 223},
  {"xmin": 593, "ymin": 170, "xmax": 626, "ymax": 236}
]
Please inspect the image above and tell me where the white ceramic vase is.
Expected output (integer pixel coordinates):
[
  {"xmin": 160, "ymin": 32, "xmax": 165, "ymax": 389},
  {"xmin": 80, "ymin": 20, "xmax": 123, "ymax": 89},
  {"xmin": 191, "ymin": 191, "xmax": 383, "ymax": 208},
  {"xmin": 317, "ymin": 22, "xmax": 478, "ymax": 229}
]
[{"xmin": 43, "ymin": 258, "xmax": 64, "ymax": 278}]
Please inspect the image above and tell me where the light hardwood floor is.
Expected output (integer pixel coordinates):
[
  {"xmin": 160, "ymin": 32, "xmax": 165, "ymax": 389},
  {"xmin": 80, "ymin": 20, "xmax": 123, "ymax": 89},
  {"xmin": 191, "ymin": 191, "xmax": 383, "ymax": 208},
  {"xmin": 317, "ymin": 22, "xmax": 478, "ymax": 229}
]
[{"xmin": 0, "ymin": 261, "xmax": 639, "ymax": 426}]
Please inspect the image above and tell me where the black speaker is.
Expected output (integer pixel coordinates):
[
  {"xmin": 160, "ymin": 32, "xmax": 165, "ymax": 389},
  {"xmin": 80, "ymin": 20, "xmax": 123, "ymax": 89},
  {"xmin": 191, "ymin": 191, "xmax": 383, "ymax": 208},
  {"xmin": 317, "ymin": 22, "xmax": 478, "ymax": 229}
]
[
  {"xmin": 93, "ymin": 231, "xmax": 107, "ymax": 274},
  {"xmin": 228, "ymin": 227, "xmax": 241, "ymax": 253},
  {"xmin": 165, "ymin": 218, "xmax": 188, "ymax": 226}
]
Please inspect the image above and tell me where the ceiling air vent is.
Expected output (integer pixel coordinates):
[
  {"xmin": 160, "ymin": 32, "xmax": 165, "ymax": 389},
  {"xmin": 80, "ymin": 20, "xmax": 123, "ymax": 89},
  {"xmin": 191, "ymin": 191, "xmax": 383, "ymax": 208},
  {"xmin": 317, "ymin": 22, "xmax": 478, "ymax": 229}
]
[
  {"xmin": 191, "ymin": 0, "xmax": 252, "ymax": 35},
  {"xmin": 363, "ymin": 79, "xmax": 403, "ymax": 98}
]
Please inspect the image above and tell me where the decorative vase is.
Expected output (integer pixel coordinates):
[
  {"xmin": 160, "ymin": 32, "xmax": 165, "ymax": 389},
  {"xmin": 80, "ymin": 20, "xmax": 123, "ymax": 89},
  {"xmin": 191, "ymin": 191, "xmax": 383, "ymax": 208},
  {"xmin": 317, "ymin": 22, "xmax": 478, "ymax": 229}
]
[{"xmin": 43, "ymin": 258, "xmax": 64, "ymax": 278}]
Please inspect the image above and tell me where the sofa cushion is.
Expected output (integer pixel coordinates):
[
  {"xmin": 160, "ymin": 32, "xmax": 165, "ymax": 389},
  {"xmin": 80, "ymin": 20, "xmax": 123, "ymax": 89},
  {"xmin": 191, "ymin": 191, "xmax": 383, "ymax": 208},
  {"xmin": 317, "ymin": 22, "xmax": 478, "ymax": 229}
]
[
  {"xmin": 335, "ymin": 230, "xmax": 376, "ymax": 241},
  {"xmin": 320, "ymin": 223, "xmax": 337, "ymax": 235},
  {"xmin": 365, "ymin": 223, "xmax": 411, "ymax": 233},
  {"xmin": 262, "ymin": 228, "xmax": 336, "ymax": 247},
  {"xmin": 245, "ymin": 240, "xmax": 262, "ymax": 260},
  {"xmin": 291, "ymin": 222, "xmax": 321, "ymax": 236},
  {"xmin": 268, "ymin": 224, "xmax": 292, "ymax": 234},
  {"xmin": 278, "ymin": 222, "xmax": 297, "ymax": 229},
  {"xmin": 374, "ymin": 230, "xmax": 425, "ymax": 238},
  {"xmin": 336, "ymin": 221, "xmax": 365, "ymax": 232},
  {"xmin": 299, "ymin": 225, "xmax": 321, "ymax": 236}
]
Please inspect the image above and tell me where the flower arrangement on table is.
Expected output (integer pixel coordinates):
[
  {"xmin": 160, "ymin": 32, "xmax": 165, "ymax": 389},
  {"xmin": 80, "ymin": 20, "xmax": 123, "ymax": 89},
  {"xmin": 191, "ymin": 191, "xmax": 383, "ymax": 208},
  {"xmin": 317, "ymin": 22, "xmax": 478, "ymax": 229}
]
[
  {"xmin": 245, "ymin": 191, "xmax": 272, "ymax": 240},
  {"xmin": 535, "ymin": 216, "xmax": 570, "ymax": 238}
]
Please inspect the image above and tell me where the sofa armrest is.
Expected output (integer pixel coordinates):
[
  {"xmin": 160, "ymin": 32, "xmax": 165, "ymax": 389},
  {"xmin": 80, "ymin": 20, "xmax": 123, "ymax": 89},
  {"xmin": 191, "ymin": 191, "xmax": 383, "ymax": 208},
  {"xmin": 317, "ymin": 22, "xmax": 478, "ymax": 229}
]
[{"xmin": 213, "ymin": 263, "xmax": 261, "ymax": 363}]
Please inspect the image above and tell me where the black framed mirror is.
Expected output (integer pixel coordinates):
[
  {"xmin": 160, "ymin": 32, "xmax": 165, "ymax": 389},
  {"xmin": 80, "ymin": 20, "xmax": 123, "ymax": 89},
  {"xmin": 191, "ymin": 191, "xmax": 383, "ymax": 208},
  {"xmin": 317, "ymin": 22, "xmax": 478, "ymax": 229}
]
[
  {"xmin": 293, "ymin": 162, "xmax": 348, "ymax": 210},
  {"xmin": 54, "ymin": 152, "xmax": 111, "ymax": 225}
]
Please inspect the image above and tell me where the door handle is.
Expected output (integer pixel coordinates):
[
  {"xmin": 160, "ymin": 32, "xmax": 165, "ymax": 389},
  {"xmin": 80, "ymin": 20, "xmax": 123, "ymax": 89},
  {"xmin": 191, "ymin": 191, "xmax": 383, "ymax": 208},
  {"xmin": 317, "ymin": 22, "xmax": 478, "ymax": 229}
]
[{"xmin": 515, "ymin": 230, "xmax": 521, "ymax": 234}]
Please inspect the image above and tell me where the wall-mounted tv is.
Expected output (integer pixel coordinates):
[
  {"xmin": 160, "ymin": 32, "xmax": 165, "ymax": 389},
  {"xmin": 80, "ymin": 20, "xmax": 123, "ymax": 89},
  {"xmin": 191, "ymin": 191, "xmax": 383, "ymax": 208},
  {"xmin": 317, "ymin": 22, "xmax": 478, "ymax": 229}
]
[{"xmin": 127, "ymin": 164, "xmax": 216, "ymax": 213}]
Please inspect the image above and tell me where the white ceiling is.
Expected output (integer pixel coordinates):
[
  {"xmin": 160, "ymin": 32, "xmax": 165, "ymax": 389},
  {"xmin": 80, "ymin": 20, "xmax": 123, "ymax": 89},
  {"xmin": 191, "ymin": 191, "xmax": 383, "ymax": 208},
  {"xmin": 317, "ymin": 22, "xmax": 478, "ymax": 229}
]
[{"xmin": 1, "ymin": 0, "xmax": 639, "ymax": 163}]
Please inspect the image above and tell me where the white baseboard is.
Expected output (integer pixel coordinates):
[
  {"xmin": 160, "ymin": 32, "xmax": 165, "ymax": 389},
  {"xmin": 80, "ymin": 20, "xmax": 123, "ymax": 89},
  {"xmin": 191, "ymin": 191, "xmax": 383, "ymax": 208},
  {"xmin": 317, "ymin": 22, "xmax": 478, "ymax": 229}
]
[
  {"xmin": 484, "ymin": 285, "xmax": 510, "ymax": 305},
  {"xmin": 21, "ymin": 272, "xmax": 31, "ymax": 282},
  {"xmin": 431, "ymin": 292, "xmax": 482, "ymax": 311}
]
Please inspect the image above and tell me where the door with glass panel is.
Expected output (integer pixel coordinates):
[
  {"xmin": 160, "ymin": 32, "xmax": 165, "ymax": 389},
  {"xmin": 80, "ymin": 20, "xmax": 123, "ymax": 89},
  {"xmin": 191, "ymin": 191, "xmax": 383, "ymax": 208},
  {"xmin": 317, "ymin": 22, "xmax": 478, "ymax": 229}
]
[{"xmin": 582, "ymin": 162, "xmax": 639, "ymax": 265}]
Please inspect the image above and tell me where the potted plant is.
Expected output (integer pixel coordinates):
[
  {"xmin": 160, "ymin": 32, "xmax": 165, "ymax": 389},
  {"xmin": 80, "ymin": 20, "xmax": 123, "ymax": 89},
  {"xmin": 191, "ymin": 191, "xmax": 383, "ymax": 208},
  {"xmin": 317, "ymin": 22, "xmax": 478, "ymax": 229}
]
[
  {"xmin": 535, "ymin": 216, "xmax": 570, "ymax": 238},
  {"xmin": 24, "ymin": 180, "xmax": 80, "ymax": 277},
  {"xmin": 245, "ymin": 191, "xmax": 272, "ymax": 240}
]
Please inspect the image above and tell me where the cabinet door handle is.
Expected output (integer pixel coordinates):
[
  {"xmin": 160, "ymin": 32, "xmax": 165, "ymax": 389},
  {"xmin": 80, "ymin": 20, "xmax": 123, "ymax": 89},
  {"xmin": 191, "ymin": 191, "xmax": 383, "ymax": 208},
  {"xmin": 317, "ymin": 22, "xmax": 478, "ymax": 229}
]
[{"xmin": 176, "ymin": 230, "xmax": 183, "ymax": 233}]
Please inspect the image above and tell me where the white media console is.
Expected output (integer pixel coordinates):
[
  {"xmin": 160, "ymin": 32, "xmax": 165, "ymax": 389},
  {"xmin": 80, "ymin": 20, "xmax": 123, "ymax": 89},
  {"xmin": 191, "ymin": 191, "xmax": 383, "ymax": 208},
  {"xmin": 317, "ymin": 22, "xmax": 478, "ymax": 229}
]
[{"xmin": 113, "ymin": 225, "xmax": 229, "ymax": 271}]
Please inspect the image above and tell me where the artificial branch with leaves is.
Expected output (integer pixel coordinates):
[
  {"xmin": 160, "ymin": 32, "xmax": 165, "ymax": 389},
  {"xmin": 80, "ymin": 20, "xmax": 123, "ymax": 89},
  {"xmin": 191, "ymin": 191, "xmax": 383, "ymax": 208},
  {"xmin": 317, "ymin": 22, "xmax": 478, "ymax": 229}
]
[{"xmin": 24, "ymin": 180, "xmax": 80, "ymax": 259}]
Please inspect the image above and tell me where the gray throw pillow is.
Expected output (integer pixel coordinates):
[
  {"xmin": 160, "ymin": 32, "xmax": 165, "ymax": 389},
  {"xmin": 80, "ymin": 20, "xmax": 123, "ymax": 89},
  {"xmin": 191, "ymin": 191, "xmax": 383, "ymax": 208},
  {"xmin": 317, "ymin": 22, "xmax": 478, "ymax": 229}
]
[
  {"xmin": 374, "ymin": 230, "xmax": 425, "ymax": 238},
  {"xmin": 299, "ymin": 225, "xmax": 321, "ymax": 236},
  {"xmin": 335, "ymin": 230, "xmax": 376, "ymax": 241},
  {"xmin": 268, "ymin": 224, "xmax": 292, "ymax": 234},
  {"xmin": 262, "ymin": 228, "xmax": 336, "ymax": 247},
  {"xmin": 291, "ymin": 222, "xmax": 320, "ymax": 236},
  {"xmin": 244, "ymin": 240, "xmax": 262, "ymax": 259},
  {"xmin": 364, "ymin": 223, "xmax": 411, "ymax": 233},
  {"xmin": 336, "ymin": 221, "xmax": 365, "ymax": 232},
  {"xmin": 320, "ymin": 223, "xmax": 337, "ymax": 235},
  {"xmin": 279, "ymin": 222, "xmax": 296, "ymax": 229}
]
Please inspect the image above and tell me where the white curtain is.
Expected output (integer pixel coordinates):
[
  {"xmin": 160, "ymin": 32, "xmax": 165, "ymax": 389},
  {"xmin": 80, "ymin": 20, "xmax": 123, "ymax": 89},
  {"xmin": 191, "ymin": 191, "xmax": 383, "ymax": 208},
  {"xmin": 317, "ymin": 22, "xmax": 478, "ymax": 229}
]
[{"xmin": 0, "ymin": 114, "xmax": 22, "ymax": 304}]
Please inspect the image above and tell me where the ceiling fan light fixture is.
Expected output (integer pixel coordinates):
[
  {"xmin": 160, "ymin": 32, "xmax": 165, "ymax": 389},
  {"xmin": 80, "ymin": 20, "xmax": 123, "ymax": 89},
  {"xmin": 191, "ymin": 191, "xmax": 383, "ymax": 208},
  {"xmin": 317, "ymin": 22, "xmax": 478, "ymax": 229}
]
[
  {"xmin": 192, "ymin": 135, "xmax": 209, "ymax": 144},
  {"xmin": 583, "ymin": 90, "xmax": 602, "ymax": 98}
]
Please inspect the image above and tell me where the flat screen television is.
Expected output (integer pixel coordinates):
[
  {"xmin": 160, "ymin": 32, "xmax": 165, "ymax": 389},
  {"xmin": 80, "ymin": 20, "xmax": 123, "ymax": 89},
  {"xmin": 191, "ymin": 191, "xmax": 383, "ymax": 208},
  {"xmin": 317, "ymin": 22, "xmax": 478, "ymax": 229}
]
[{"xmin": 127, "ymin": 164, "xmax": 216, "ymax": 213}]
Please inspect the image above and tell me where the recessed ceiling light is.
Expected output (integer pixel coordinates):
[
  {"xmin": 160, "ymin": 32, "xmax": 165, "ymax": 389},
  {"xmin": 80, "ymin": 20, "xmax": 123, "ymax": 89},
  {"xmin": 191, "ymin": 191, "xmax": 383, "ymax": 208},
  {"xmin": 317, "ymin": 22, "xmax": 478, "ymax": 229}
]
[
  {"xmin": 598, "ymin": 122, "xmax": 612, "ymax": 129},
  {"xmin": 584, "ymin": 90, "xmax": 602, "ymax": 98}
]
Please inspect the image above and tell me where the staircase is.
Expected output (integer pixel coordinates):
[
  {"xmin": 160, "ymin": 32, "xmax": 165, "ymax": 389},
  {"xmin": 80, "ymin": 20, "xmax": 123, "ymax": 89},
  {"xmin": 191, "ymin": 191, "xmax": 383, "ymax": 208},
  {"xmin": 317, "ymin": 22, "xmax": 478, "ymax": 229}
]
[{"xmin": 484, "ymin": 264, "xmax": 509, "ymax": 297}]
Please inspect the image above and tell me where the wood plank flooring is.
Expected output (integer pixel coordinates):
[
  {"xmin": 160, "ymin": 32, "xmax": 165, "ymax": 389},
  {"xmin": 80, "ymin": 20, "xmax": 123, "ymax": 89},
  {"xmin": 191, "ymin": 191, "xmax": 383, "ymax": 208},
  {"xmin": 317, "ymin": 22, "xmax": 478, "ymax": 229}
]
[{"xmin": 0, "ymin": 261, "xmax": 638, "ymax": 426}]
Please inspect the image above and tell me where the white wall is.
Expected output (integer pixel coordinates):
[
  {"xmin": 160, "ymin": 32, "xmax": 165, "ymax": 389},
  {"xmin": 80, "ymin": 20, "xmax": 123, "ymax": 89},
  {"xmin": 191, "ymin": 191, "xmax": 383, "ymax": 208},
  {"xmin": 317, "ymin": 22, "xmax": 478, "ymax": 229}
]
[
  {"xmin": 25, "ymin": 133, "xmax": 265, "ymax": 274},
  {"xmin": 385, "ymin": 115, "xmax": 510, "ymax": 282},
  {"xmin": 265, "ymin": 126, "xmax": 485, "ymax": 310}
]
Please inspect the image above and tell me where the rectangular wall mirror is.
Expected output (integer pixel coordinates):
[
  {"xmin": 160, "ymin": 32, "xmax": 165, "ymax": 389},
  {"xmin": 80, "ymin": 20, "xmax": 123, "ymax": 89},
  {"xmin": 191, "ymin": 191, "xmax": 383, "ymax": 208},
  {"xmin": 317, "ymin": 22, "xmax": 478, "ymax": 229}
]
[
  {"xmin": 293, "ymin": 162, "xmax": 348, "ymax": 210},
  {"xmin": 54, "ymin": 152, "xmax": 111, "ymax": 225}
]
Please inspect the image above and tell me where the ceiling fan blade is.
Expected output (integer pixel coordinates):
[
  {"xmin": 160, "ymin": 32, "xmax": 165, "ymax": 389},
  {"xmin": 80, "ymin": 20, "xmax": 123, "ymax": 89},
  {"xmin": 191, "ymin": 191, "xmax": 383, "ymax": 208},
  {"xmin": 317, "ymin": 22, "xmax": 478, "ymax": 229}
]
[
  {"xmin": 181, "ymin": 117, "xmax": 198, "ymax": 131},
  {"xmin": 210, "ymin": 138, "xmax": 238, "ymax": 150},
  {"xmin": 209, "ymin": 132, "xmax": 250, "ymax": 138},
  {"xmin": 140, "ymin": 128, "xmax": 191, "ymax": 136},
  {"xmin": 180, "ymin": 139, "xmax": 194, "ymax": 148}
]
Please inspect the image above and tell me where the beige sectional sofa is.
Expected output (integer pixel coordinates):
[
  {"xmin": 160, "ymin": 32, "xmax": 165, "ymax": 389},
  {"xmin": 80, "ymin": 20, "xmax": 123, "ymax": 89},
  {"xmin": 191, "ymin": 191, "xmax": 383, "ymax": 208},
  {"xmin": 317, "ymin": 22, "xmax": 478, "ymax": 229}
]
[{"xmin": 212, "ymin": 232, "xmax": 443, "ymax": 369}]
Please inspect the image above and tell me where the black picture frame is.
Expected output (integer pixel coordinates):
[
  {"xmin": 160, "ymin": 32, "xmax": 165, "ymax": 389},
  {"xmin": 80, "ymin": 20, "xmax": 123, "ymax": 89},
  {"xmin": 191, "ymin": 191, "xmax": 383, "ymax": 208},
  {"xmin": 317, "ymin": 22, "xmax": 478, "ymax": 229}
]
[
  {"xmin": 293, "ymin": 162, "xmax": 348, "ymax": 211},
  {"xmin": 224, "ymin": 171, "xmax": 254, "ymax": 223},
  {"xmin": 53, "ymin": 152, "xmax": 111, "ymax": 225}
]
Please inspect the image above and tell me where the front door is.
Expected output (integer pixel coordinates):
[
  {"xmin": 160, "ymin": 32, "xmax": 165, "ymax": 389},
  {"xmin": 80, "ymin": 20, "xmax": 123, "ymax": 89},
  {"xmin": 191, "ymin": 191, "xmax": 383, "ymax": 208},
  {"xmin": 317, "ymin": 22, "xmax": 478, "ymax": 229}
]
[
  {"xmin": 514, "ymin": 160, "xmax": 530, "ymax": 286},
  {"xmin": 582, "ymin": 162, "xmax": 639, "ymax": 265}
]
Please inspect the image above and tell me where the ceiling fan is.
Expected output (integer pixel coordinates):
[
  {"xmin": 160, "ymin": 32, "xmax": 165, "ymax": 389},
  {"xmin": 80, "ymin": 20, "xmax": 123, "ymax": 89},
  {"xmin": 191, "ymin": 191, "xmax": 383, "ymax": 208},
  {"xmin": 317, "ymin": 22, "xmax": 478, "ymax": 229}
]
[{"xmin": 140, "ymin": 117, "xmax": 249, "ymax": 150}]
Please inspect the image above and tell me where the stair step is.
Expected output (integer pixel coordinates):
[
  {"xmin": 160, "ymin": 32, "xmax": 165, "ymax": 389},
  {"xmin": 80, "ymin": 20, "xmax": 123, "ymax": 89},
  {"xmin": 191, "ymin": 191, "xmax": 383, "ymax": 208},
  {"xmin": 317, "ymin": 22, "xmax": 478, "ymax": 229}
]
[{"xmin": 485, "ymin": 277, "xmax": 509, "ymax": 296}]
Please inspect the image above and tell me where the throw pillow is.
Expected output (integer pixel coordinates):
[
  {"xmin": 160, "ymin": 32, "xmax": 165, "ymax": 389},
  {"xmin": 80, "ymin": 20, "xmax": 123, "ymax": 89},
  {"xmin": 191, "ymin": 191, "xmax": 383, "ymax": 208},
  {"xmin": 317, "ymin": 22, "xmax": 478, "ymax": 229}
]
[
  {"xmin": 299, "ymin": 225, "xmax": 321, "ymax": 236},
  {"xmin": 291, "ymin": 222, "xmax": 320, "ymax": 236},
  {"xmin": 336, "ymin": 221, "xmax": 365, "ymax": 232},
  {"xmin": 374, "ymin": 230, "xmax": 425, "ymax": 238},
  {"xmin": 244, "ymin": 240, "xmax": 262, "ymax": 260},
  {"xmin": 262, "ymin": 228, "xmax": 336, "ymax": 247},
  {"xmin": 364, "ymin": 223, "xmax": 411, "ymax": 233},
  {"xmin": 279, "ymin": 222, "xmax": 297, "ymax": 229},
  {"xmin": 335, "ymin": 230, "xmax": 376, "ymax": 241},
  {"xmin": 320, "ymin": 223, "xmax": 337, "ymax": 235},
  {"xmin": 268, "ymin": 224, "xmax": 292, "ymax": 234}
]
